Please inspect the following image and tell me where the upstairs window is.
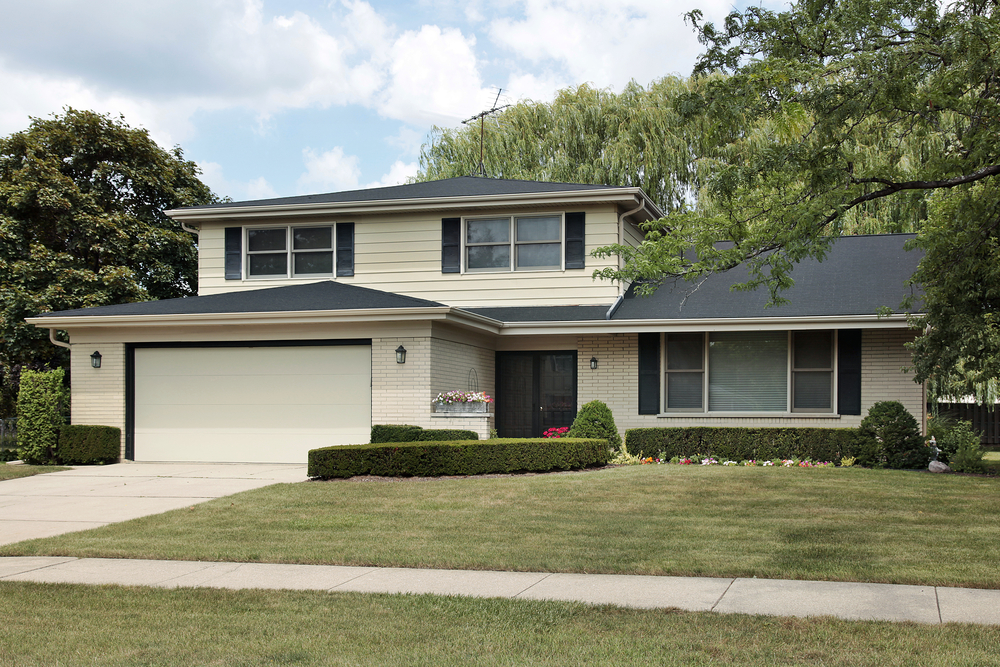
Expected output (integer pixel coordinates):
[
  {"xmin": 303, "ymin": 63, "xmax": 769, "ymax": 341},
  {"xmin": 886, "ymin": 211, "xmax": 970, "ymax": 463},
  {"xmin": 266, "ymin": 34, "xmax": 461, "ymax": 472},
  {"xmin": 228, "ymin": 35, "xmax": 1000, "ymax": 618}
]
[
  {"xmin": 465, "ymin": 215, "xmax": 562, "ymax": 272},
  {"xmin": 228, "ymin": 224, "xmax": 353, "ymax": 280}
]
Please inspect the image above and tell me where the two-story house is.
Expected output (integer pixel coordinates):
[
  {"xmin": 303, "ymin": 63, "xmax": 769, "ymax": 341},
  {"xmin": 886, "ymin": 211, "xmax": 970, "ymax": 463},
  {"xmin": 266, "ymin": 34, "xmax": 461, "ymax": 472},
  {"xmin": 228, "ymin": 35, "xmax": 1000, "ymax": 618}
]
[{"xmin": 29, "ymin": 177, "xmax": 924, "ymax": 463}]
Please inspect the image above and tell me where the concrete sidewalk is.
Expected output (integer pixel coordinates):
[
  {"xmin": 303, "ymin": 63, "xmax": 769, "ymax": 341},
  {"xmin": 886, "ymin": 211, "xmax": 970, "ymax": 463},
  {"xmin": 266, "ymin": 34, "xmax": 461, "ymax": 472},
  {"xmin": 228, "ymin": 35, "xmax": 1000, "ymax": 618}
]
[
  {"xmin": 0, "ymin": 463, "xmax": 309, "ymax": 545},
  {"xmin": 2, "ymin": 556, "xmax": 998, "ymax": 626}
]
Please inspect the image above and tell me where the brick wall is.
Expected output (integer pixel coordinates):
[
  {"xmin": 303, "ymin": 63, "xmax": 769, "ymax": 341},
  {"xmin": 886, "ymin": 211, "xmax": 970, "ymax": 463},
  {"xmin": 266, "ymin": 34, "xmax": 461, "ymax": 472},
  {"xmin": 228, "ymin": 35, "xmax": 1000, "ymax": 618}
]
[
  {"xmin": 69, "ymin": 342, "xmax": 126, "ymax": 458},
  {"xmin": 578, "ymin": 329, "xmax": 925, "ymax": 441},
  {"xmin": 372, "ymin": 335, "xmax": 496, "ymax": 437}
]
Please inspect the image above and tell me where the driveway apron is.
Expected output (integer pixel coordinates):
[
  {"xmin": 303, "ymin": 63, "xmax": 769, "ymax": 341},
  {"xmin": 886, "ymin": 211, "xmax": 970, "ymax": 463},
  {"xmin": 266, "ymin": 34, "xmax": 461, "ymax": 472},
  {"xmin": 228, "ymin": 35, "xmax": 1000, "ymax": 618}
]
[{"xmin": 0, "ymin": 463, "xmax": 308, "ymax": 546}]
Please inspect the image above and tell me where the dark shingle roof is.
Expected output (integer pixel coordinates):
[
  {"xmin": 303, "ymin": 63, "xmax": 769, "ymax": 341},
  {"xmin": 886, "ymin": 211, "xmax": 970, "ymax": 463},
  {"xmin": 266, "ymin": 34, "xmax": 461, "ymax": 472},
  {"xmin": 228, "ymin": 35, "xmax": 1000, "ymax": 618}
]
[
  {"xmin": 467, "ymin": 305, "xmax": 612, "ymax": 322},
  {"xmin": 36, "ymin": 281, "xmax": 444, "ymax": 318},
  {"xmin": 185, "ymin": 176, "xmax": 621, "ymax": 211},
  {"xmin": 612, "ymin": 234, "xmax": 922, "ymax": 320}
]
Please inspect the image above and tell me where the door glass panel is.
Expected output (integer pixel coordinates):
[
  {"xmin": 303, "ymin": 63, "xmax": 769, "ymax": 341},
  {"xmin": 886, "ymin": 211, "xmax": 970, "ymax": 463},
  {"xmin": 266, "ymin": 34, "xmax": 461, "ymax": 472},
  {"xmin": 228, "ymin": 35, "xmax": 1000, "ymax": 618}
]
[
  {"xmin": 498, "ymin": 355, "xmax": 535, "ymax": 438},
  {"xmin": 539, "ymin": 353, "xmax": 576, "ymax": 434}
]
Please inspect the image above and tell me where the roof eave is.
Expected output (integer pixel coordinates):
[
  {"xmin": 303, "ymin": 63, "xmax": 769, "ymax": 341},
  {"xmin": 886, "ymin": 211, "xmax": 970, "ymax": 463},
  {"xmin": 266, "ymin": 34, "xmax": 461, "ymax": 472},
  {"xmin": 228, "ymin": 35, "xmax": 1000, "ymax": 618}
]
[{"xmin": 166, "ymin": 188, "xmax": 663, "ymax": 222}]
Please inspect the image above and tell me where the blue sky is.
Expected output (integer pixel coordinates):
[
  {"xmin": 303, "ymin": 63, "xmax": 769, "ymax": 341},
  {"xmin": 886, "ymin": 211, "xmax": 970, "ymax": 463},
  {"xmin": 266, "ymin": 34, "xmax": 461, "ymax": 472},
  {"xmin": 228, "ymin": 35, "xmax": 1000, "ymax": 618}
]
[{"xmin": 0, "ymin": 0, "xmax": 776, "ymax": 202}]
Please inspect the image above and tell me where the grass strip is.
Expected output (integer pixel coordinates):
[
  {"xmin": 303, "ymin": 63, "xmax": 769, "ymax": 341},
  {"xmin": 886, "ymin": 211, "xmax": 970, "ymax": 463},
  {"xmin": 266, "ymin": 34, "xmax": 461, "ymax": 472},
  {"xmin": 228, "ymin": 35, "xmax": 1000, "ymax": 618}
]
[
  {"xmin": 4, "ymin": 466, "xmax": 999, "ymax": 587},
  {"xmin": 1, "ymin": 581, "xmax": 998, "ymax": 666},
  {"xmin": 0, "ymin": 463, "xmax": 69, "ymax": 481}
]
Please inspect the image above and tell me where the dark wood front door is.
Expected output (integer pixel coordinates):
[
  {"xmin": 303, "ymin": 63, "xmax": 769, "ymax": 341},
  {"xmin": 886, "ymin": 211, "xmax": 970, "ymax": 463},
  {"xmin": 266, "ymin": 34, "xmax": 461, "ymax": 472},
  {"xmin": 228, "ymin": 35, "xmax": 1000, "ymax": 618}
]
[{"xmin": 496, "ymin": 351, "xmax": 577, "ymax": 438}]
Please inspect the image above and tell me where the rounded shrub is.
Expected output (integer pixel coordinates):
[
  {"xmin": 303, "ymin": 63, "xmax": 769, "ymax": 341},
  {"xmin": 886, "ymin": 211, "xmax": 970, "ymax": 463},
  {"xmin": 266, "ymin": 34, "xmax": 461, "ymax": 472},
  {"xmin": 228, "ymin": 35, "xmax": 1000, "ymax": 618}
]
[
  {"xmin": 856, "ymin": 401, "xmax": 928, "ymax": 469},
  {"xmin": 568, "ymin": 400, "xmax": 621, "ymax": 450}
]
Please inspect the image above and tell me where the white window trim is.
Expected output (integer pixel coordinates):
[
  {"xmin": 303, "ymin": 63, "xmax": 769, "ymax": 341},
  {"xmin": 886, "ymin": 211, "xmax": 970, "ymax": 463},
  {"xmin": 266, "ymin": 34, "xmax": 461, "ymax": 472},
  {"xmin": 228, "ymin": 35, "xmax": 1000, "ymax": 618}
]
[
  {"xmin": 462, "ymin": 212, "xmax": 564, "ymax": 273},
  {"xmin": 659, "ymin": 330, "xmax": 839, "ymax": 416},
  {"xmin": 244, "ymin": 224, "xmax": 336, "ymax": 280}
]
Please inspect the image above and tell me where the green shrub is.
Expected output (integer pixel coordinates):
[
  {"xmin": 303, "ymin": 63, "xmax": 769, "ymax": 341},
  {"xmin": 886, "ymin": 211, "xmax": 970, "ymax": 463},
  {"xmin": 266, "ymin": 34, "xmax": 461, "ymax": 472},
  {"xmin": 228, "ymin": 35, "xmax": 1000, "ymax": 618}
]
[
  {"xmin": 16, "ymin": 369, "xmax": 68, "ymax": 465},
  {"xmin": 308, "ymin": 438, "xmax": 608, "ymax": 479},
  {"xmin": 370, "ymin": 425, "xmax": 423, "ymax": 443},
  {"xmin": 568, "ymin": 400, "xmax": 621, "ymax": 449},
  {"xmin": 416, "ymin": 429, "xmax": 478, "ymax": 441},
  {"xmin": 857, "ymin": 401, "xmax": 928, "ymax": 469},
  {"xmin": 57, "ymin": 425, "xmax": 121, "ymax": 464},
  {"xmin": 926, "ymin": 416, "xmax": 980, "ymax": 465},
  {"xmin": 947, "ymin": 422, "xmax": 986, "ymax": 473},
  {"xmin": 624, "ymin": 427, "xmax": 858, "ymax": 463},
  {"xmin": 370, "ymin": 425, "xmax": 478, "ymax": 444}
]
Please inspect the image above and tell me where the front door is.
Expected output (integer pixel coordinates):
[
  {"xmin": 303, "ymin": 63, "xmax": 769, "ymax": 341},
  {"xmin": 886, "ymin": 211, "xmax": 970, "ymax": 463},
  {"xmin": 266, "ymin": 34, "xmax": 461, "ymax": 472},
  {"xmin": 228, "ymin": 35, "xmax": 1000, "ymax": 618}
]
[{"xmin": 496, "ymin": 351, "xmax": 577, "ymax": 438}]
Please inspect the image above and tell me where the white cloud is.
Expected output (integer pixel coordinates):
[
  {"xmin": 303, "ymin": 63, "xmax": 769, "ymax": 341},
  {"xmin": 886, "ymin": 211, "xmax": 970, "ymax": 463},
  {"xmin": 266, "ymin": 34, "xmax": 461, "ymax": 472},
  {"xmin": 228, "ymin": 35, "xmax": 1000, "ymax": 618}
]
[
  {"xmin": 364, "ymin": 160, "xmax": 419, "ymax": 188},
  {"xmin": 297, "ymin": 146, "xmax": 362, "ymax": 193},
  {"xmin": 379, "ymin": 25, "xmax": 491, "ymax": 126},
  {"xmin": 489, "ymin": 0, "xmax": 734, "ymax": 89}
]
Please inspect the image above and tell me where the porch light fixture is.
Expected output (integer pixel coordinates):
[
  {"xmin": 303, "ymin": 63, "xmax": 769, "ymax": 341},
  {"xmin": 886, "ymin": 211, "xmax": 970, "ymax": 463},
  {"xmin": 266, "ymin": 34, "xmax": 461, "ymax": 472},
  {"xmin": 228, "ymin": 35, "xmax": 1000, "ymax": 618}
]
[
  {"xmin": 395, "ymin": 345, "xmax": 407, "ymax": 364},
  {"xmin": 90, "ymin": 351, "xmax": 102, "ymax": 369},
  {"xmin": 590, "ymin": 356, "xmax": 598, "ymax": 370}
]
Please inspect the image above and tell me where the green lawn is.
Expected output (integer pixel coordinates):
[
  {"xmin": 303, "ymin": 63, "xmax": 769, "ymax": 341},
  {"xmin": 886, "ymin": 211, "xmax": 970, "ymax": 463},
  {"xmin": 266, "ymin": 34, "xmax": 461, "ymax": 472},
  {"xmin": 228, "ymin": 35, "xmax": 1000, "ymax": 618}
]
[
  {"xmin": 1, "ymin": 582, "xmax": 998, "ymax": 666},
  {"xmin": 5, "ymin": 465, "xmax": 999, "ymax": 588},
  {"xmin": 0, "ymin": 463, "xmax": 69, "ymax": 480}
]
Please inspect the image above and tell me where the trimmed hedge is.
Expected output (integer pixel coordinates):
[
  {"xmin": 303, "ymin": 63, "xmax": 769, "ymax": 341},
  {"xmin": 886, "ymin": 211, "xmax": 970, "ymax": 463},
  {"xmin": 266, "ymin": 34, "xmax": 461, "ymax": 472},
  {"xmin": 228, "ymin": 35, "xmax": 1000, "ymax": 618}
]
[
  {"xmin": 625, "ymin": 427, "xmax": 859, "ymax": 463},
  {"xmin": 370, "ymin": 424, "xmax": 478, "ymax": 443},
  {"xmin": 57, "ymin": 425, "xmax": 121, "ymax": 464},
  {"xmin": 308, "ymin": 438, "xmax": 607, "ymax": 479}
]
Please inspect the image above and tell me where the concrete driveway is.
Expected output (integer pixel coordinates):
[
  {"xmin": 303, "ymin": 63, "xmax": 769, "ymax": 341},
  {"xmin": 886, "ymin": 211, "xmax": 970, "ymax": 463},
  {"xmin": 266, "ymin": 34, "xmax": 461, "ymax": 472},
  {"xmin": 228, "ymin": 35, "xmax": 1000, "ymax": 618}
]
[{"xmin": 0, "ymin": 463, "xmax": 309, "ymax": 546}]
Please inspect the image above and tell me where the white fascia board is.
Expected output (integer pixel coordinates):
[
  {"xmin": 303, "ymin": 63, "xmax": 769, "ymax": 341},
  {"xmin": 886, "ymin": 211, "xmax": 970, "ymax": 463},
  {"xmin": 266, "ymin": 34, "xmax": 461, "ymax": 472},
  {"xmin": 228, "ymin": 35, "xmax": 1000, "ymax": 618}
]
[
  {"xmin": 166, "ymin": 188, "xmax": 663, "ymax": 222},
  {"xmin": 27, "ymin": 307, "xmax": 475, "ymax": 330},
  {"xmin": 491, "ymin": 314, "xmax": 918, "ymax": 336}
]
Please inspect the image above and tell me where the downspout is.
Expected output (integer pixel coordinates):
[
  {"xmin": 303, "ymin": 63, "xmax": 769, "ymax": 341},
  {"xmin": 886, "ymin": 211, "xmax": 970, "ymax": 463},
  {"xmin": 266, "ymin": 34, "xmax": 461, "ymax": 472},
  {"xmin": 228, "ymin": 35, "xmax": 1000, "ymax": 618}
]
[
  {"xmin": 180, "ymin": 222, "xmax": 200, "ymax": 235},
  {"xmin": 613, "ymin": 196, "xmax": 648, "ymax": 308},
  {"xmin": 49, "ymin": 328, "xmax": 70, "ymax": 349}
]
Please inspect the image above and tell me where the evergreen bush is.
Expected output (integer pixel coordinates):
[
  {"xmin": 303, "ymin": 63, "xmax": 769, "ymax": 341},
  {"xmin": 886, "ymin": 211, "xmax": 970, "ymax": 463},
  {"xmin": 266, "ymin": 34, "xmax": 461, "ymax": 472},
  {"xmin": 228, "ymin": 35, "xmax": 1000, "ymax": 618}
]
[
  {"xmin": 625, "ymin": 427, "xmax": 858, "ymax": 463},
  {"xmin": 370, "ymin": 425, "xmax": 478, "ymax": 444},
  {"xmin": 856, "ymin": 401, "xmax": 928, "ymax": 469},
  {"xmin": 57, "ymin": 425, "xmax": 121, "ymax": 464},
  {"xmin": 308, "ymin": 438, "xmax": 607, "ymax": 479},
  {"xmin": 568, "ymin": 400, "xmax": 621, "ymax": 449},
  {"xmin": 946, "ymin": 421, "xmax": 986, "ymax": 473},
  {"xmin": 16, "ymin": 369, "xmax": 67, "ymax": 465}
]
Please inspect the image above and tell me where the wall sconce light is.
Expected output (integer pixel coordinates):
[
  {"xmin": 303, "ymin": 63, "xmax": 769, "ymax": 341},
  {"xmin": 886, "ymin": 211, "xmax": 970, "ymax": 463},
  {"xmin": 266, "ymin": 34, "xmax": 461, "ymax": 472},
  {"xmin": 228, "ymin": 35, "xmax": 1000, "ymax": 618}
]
[
  {"xmin": 90, "ymin": 351, "xmax": 103, "ymax": 369},
  {"xmin": 395, "ymin": 345, "xmax": 407, "ymax": 364},
  {"xmin": 590, "ymin": 356, "xmax": 598, "ymax": 370}
]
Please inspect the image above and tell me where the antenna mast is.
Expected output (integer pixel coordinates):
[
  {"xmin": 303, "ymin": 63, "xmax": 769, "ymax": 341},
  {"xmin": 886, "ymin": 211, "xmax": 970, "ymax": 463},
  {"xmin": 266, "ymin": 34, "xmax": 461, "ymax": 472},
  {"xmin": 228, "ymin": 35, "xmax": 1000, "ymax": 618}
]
[{"xmin": 462, "ymin": 89, "xmax": 510, "ymax": 177}]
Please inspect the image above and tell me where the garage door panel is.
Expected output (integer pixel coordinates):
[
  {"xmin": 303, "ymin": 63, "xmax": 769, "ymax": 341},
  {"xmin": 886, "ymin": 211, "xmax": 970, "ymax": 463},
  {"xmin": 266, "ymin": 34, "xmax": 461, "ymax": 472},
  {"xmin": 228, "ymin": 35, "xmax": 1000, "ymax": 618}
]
[
  {"xmin": 134, "ymin": 345, "xmax": 371, "ymax": 463},
  {"xmin": 136, "ymin": 400, "xmax": 371, "ymax": 430}
]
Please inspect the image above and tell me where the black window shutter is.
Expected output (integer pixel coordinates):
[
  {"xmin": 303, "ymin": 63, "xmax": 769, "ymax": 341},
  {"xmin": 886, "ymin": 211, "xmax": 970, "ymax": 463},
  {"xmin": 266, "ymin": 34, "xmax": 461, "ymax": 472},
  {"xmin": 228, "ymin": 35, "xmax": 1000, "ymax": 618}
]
[
  {"xmin": 336, "ymin": 222, "xmax": 354, "ymax": 277},
  {"xmin": 638, "ymin": 332, "xmax": 660, "ymax": 415},
  {"xmin": 224, "ymin": 227, "xmax": 242, "ymax": 280},
  {"xmin": 565, "ymin": 212, "xmax": 585, "ymax": 269},
  {"xmin": 442, "ymin": 218, "xmax": 461, "ymax": 273},
  {"xmin": 838, "ymin": 329, "xmax": 863, "ymax": 415}
]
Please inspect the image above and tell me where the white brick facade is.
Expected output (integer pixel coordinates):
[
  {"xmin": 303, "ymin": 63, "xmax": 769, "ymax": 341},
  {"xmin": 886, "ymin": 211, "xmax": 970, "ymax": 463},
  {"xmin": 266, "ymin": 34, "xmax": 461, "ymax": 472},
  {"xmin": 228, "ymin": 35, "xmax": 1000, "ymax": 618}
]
[
  {"xmin": 69, "ymin": 342, "xmax": 126, "ymax": 458},
  {"xmin": 578, "ymin": 330, "xmax": 924, "ymax": 442}
]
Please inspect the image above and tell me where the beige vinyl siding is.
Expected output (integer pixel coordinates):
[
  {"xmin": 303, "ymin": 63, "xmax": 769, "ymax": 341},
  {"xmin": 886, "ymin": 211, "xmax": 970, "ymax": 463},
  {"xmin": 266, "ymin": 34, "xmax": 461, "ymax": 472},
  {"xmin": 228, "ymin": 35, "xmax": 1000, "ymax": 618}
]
[{"xmin": 196, "ymin": 206, "xmax": 623, "ymax": 306}]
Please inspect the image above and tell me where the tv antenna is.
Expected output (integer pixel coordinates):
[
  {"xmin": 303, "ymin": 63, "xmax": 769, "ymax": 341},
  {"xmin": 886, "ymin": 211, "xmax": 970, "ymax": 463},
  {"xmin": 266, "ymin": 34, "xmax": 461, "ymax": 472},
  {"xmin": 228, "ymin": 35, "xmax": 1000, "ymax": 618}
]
[{"xmin": 462, "ymin": 89, "xmax": 510, "ymax": 177}]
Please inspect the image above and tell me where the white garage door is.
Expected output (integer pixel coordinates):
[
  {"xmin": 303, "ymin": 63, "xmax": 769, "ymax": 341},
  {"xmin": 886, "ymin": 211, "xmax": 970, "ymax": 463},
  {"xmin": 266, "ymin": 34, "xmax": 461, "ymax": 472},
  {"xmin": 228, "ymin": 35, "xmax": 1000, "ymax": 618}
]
[{"xmin": 134, "ymin": 344, "xmax": 371, "ymax": 463}]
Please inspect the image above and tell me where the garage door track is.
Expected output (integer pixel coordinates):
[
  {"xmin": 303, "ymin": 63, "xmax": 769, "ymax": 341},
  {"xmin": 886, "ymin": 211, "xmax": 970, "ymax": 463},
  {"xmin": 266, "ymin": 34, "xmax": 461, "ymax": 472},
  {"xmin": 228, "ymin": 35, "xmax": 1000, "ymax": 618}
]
[{"xmin": 0, "ymin": 463, "xmax": 308, "ymax": 546}]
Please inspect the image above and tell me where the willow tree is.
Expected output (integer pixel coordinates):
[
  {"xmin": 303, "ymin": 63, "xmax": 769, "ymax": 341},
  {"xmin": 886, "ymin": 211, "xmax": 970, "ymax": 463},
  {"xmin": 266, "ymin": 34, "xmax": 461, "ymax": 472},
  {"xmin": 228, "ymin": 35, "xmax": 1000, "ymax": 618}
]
[
  {"xmin": 418, "ymin": 76, "xmax": 724, "ymax": 214},
  {"xmin": 588, "ymin": 0, "xmax": 1000, "ymax": 401}
]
